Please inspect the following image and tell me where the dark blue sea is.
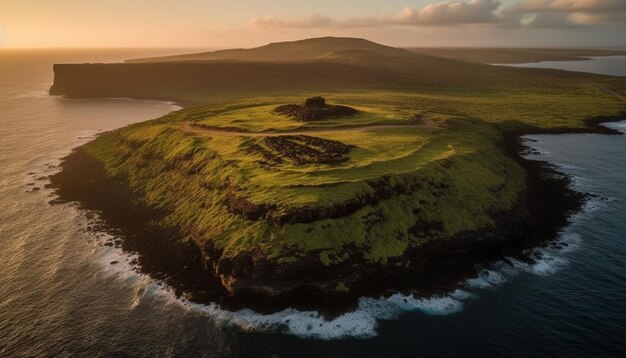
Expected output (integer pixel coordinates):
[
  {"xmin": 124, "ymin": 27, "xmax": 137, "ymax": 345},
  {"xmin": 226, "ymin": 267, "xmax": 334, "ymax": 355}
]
[{"xmin": 1, "ymin": 50, "xmax": 625, "ymax": 357}]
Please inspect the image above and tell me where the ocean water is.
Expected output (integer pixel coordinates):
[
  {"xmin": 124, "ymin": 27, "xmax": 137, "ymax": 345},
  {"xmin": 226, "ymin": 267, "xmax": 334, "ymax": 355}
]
[
  {"xmin": 504, "ymin": 55, "xmax": 626, "ymax": 77},
  {"xmin": 1, "ymin": 51, "xmax": 626, "ymax": 357}
]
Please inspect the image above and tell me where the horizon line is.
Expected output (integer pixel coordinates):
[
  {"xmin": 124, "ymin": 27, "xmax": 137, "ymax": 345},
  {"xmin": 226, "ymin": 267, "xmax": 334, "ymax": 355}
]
[{"xmin": 2, "ymin": 45, "xmax": 626, "ymax": 51}]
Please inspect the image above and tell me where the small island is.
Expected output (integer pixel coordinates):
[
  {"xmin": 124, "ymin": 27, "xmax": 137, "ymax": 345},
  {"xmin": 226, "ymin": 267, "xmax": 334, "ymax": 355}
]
[{"xmin": 49, "ymin": 37, "xmax": 626, "ymax": 313}]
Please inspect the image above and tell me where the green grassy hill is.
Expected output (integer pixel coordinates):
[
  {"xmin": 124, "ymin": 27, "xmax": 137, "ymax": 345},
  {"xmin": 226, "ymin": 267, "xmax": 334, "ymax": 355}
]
[
  {"xmin": 125, "ymin": 36, "xmax": 419, "ymax": 63},
  {"xmin": 67, "ymin": 89, "xmax": 624, "ymax": 300},
  {"xmin": 78, "ymin": 96, "xmax": 525, "ymax": 296},
  {"xmin": 51, "ymin": 37, "xmax": 626, "ymax": 305}
]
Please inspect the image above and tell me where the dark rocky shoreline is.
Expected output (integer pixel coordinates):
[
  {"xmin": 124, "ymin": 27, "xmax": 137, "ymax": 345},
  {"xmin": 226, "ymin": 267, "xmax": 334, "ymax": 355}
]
[{"xmin": 48, "ymin": 115, "xmax": 624, "ymax": 317}]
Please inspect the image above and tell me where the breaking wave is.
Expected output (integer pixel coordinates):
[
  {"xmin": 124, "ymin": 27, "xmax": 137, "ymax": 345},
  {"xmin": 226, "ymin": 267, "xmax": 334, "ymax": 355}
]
[
  {"xmin": 74, "ymin": 130, "xmax": 606, "ymax": 340},
  {"xmin": 86, "ymin": 219, "xmax": 587, "ymax": 340}
]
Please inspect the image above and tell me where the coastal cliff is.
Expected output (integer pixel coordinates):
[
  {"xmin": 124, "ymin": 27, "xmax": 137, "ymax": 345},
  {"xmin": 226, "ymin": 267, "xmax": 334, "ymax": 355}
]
[
  {"xmin": 50, "ymin": 40, "xmax": 626, "ymax": 108},
  {"xmin": 49, "ymin": 61, "xmax": 400, "ymax": 102},
  {"xmin": 48, "ymin": 92, "xmax": 624, "ymax": 312}
]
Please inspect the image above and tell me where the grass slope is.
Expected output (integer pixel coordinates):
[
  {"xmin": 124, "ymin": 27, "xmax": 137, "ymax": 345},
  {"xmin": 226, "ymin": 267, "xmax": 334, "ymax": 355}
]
[
  {"xmin": 79, "ymin": 84, "xmax": 624, "ymax": 294},
  {"xmin": 86, "ymin": 100, "xmax": 522, "ymax": 264}
]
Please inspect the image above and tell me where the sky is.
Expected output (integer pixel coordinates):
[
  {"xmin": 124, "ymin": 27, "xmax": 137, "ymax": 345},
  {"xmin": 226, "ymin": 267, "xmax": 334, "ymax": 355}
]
[{"xmin": 1, "ymin": 0, "xmax": 625, "ymax": 48}]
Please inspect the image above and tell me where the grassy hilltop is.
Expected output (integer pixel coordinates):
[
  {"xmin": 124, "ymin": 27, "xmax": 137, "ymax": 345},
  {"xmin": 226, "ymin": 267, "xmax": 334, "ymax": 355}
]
[{"xmin": 51, "ymin": 37, "xmax": 626, "ymax": 303}]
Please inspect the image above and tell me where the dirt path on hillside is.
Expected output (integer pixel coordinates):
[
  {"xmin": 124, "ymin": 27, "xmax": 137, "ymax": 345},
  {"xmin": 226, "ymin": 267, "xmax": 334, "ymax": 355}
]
[
  {"xmin": 593, "ymin": 84, "xmax": 626, "ymax": 102},
  {"xmin": 182, "ymin": 117, "xmax": 436, "ymax": 137}
]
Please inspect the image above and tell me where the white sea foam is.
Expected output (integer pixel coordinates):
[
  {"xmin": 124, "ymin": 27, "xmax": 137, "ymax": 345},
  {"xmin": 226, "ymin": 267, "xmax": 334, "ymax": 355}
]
[
  {"xmin": 76, "ymin": 195, "xmax": 590, "ymax": 341},
  {"xmin": 164, "ymin": 101, "xmax": 183, "ymax": 111},
  {"xmin": 170, "ymin": 230, "xmax": 582, "ymax": 340},
  {"xmin": 81, "ymin": 224, "xmax": 586, "ymax": 340},
  {"xmin": 609, "ymin": 122, "xmax": 626, "ymax": 132},
  {"xmin": 107, "ymin": 97, "xmax": 183, "ymax": 111},
  {"xmin": 85, "ymin": 227, "xmax": 473, "ymax": 339},
  {"xmin": 466, "ymin": 269, "xmax": 507, "ymax": 289},
  {"xmin": 57, "ymin": 96, "xmax": 181, "ymax": 113},
  {"xmin": 14, "ymin": 90, "xmax": 49, "ymax": 99},
  {"xmin": 88, "ymin": 230, "xmax": 183, "ymax": 311},
  {"xmin": 175, "ymin": 292, "xmax": 467, "ymax": 340}
]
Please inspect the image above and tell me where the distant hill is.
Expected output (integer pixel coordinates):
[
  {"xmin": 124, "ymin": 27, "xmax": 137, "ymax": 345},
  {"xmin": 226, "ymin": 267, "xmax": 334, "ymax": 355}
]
[
  {"xmin": 126, "ymin": 36, "xmax": 418, "ymax": 63},
  {"xmin": 51, "ymin": 36, "xmax": 626, "ymax": 105}
]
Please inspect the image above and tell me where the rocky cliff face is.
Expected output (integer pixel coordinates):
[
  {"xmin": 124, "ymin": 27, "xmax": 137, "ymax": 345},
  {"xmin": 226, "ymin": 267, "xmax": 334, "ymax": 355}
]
[
  {"xmin": 190, "ymin": 130, "xmax": 588, "ymax": 313},
  {"xmin": 49, "ymin": 62, "xmax": 402, "ymax": 101},
  {"xmin": 49, "ymin": 143, "xmax": 583, "ymax": 314},
  {"xmin": 46, "ymin": 98, "xmax": 612, "ymax": 314}
]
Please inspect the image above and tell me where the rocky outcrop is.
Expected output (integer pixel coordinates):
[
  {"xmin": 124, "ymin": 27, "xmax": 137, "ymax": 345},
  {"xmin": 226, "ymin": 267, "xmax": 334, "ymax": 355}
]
[
  {"xmin": 225, "ymin": 171, "xmax": 437, "ymax": 226},
  {"xmin": 274, "ymin": 97, "xmax": 358, "ymax": 121},
  {"xmin": 246, "ymin": 134, "xmax": 353, "ymax": 166}
]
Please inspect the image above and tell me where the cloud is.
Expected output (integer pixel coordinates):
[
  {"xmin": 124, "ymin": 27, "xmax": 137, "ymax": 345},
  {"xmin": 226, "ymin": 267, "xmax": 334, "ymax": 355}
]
[
  {"xmin": 509, "ymin": 0, "xmax": 626, "ymax": 27},
  {"xmin": 254, "ymin": 1, "xmax": 504, "ymax": 28},
  {"xmin": 512, "ymin": 0, "xmax": 626, "ymax": 13},
  {"xmin": 520, "ymin": 12, "xmax": 580, "ymax": 28},
  {"xmin": 252, "ymin": 0, "xmax": 626, "ymax": 30},
  {"xmin": 396, "ymin": 0, "xmax": 502, "ymax": 25},
  {"xmin": 566, "ymin": 11, "xmax": 626, "ymax": 25}
]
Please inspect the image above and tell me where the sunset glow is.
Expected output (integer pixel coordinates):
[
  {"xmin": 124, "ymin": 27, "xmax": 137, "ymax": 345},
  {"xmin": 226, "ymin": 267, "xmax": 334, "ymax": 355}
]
[
  {"xmin": 1, "ymin": 0, "xmax": 625, "ymax": 48},
  {"xmin": 2, "ymin": 1, "xmax": 626, "ymax": 356}
]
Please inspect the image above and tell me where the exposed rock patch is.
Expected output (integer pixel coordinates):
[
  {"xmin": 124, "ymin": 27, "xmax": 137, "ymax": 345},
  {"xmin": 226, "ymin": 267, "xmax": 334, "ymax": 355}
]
[{"xmin": 247, "ymin": 134, "xmax": 353, "ymax": 166}]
